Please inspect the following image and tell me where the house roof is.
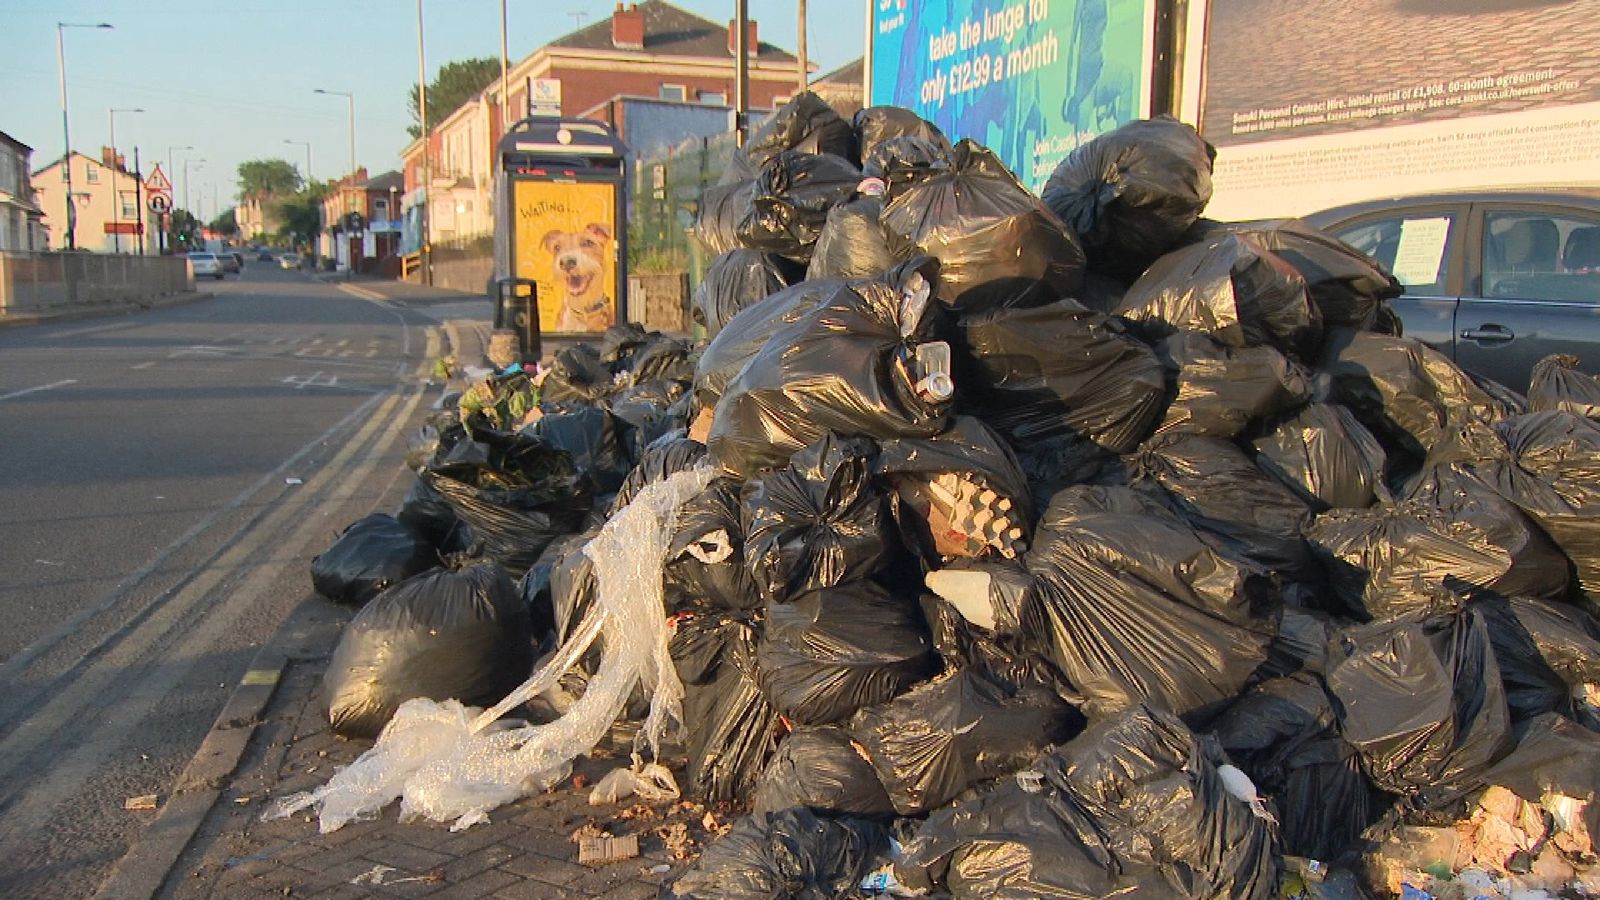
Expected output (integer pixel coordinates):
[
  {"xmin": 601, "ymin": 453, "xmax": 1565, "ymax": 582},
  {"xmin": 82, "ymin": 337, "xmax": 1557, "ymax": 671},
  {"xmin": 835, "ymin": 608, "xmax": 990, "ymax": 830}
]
[
  {"xmin": 30, "ymin": 149, "xmax": 134, "ymax": 178},
  {"xmin": 814, "ymin": 57, "xmax": 863, "ymax": 87},
  {"xmin": 550, "ymin": 0, "xmax": 795, "ymax": 62},
  {"xmin": 0, "ymin": 131, "xmax": 33, "ymax": 154},
  {"xmin": 362, "ymin": 170, "xmax": 405, "ymax": 192}
]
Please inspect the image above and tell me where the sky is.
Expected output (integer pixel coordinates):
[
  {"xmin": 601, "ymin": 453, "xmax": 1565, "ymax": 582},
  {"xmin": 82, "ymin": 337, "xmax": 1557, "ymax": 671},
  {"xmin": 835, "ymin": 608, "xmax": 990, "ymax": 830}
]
[{"xmin": 1, "ymin": 0, "xmax": 865, "ymax": 222}]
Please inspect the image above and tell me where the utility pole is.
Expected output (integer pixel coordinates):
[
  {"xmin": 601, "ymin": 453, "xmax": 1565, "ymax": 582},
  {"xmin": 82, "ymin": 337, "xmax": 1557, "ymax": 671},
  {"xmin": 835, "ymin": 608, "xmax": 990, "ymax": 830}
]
[
  {"xmin": 735, "ymin": 0, "xmax": 749, "ymax": 145},
  {"xmin": 133, "ymin": 146, "xmax": 145, "ymax": 255},
  {"xmin": 499, "ymin": 0, "xmax": 511, "ymax": 132},
  {"xmin": 109, "ymin": 106, "xmax": 143, "ymax": 252},
  {"xmin": 797, "ymin": 0, "xmax": 808, "ymax": 94},
  {"xmin": 417, "ymin": 0, "xmax": 432, "ymax": 285},
  {"xmin": 56, "ymin": 21, "xmax": 113, "ymax": 251}
]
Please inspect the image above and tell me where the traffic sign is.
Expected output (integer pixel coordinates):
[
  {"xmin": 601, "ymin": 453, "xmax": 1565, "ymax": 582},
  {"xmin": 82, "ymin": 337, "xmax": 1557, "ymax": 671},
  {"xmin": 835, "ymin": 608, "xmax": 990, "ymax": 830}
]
[
  {"xmin": 148, "ymin": 193, "xmax": 172, "ymax": 214},
  {"xmin": 144, "ymin": 164, "xmax": 172, "ymax": 194}
]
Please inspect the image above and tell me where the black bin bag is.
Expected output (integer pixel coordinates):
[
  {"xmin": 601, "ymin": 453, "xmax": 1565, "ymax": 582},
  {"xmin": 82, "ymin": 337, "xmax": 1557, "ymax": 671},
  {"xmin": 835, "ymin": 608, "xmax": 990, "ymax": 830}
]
[
  {"xmin": 311, "ymin": 513, "xmax": 438, "ymax": 607},
  {"xmin": 422, "ymin": 429, "xmax": 593, "ymax": 577},
  {"xmin": 750, "ymin": 726, "xmax": 895, "ymax": 820},
  {"xmin": 691, "ymin": 277, "xmax": 842, "ymax": 411},
  {"xmin": 1041, "ymin": 115, "xmax": 1215, "ymax": 282},
  {"xmin": 804, "ymin": 197, "xmax": 897, "ymax": 281},
  {"xmin": 880, "ymin": 139, "xmax": 1085, "ymax": 314},
  {"xmin": 736, "ymin": 151, "xmax": 863, "ymax": 263},
  {"xmin": 1529, "ymin": 353, "xmax": 1600, "ymax": 418},
  {"xmin": 708, "ymin": 261, "xmax": 952, "ymax": 477},
  {"xmin": 757, "ymin": 582, "xmax": 936, "ymax": 727},
  {"xmin": 854, "ymin": 105, "xmax": 950, "ymax": 168},
  {"xmin": 896, "ymin": 705, "xmax": 1279, "ymax": 900},
  {"xmin": 666, "ymin": 807, "xmax": 887, "ymax": 900},
  {"xmin": 522, "ymin": 405, "xmax": 631, "ymax": 495},
  {"xmin": 323, "ymin": 562, "xmax": 533, "ymax": 739},
  {"xmin": 665, "ymin": 477, "xmax": 761, "ymax": 611},
  {"xmin": 728, "ymin": 91, "xmax": 856, "ymax": 183},
  {"xmin": 956, "ymin": 298, "xmax": 1165, "ymax": 452},
  {"xmin": 671, "ymin": 612, "xmax": 782, "ymax": 805},
  {"xmin": 1117, "ymin": 232, "xmax": 1322, "ymax": 362},
  {"xmin": 607, "ymin": 436, "xmax": 705, "ymax": 515},
  {"xmin": 693, "ymin": 249, "xmax": 797, "ymax": 336},
  {"xmin": 847, "ymin": 668, "xmax": 1081, "ymax": 816},
  {"xmin": 692, "ymin": 179, "xmax": 755, "ymax": 256},
  {"xmin": 1253, "ymin": 403, "xmax": 1391, "ymax": 511},
  {"xmin": 1015, "ymin": 485, "xmax": 1280, "ymax": 720},
  {"xmin": 1324, "ymin": 608, "xmax": 1514, "ymax": 806},
  {"xmin": 1213, "ymin": 673, "xmax": 1396, "ymax": 860},
  {"xmin": 1472, "ymin": 597, "xmax": 1600, "ymax": 728},
  {"xmin": 741, "ymin": 434, "xmax": 893, "ymax": 605},
  {"xmin": 1152, "ymin": 330, "xmax": 1312, "ymax": 440},
  {"xmin": 397, "ymin": 475, "xmax": 471, "ymax": 553},
  {"xmin": 875, "ymin": 416, "xmax": 1035, "ymax": 562}
]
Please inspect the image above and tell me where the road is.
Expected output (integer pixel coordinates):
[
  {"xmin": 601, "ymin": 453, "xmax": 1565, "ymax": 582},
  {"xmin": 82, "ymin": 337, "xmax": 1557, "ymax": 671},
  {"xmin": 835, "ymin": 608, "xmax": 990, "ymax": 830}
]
[{"xmin": 0, "ymin": 264, "xmax": 455, "ymax": 898}]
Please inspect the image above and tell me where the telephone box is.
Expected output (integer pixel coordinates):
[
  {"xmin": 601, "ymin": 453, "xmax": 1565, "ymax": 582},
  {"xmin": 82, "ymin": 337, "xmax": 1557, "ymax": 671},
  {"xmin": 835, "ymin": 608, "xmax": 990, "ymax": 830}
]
[{"xmin": 496, "ymin": 117, "xmax": 628, "ymax": 337}]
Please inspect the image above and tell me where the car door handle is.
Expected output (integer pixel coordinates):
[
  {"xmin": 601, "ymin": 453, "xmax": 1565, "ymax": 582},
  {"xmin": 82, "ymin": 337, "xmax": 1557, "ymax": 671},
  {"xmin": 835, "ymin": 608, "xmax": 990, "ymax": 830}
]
[{"xmin": 1461, "ymin": 326, "xmax": 1514, "ymax": 343}]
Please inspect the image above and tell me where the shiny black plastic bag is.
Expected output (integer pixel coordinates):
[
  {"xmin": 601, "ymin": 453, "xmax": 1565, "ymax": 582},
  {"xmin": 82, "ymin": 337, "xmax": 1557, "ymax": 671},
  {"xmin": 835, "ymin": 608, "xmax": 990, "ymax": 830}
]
[
  {"xmin": 1325, "ymin": 608, "xmax": 1514, "ymax": 805},
  {"xmin": 609, "ymin": 437, "xmax": 705, "ymax": 515},
  {"xmin": 1253, "ymin": 403, "xmax": 1391, "ymax": 511},
  {"xmin": 665, "ymin": 477, "xmax": 761, "ymax": 611},
  {"xmin": 1041, "ymin": 116, "xmax": 1215, "ymax": 282},
  {"xmin": 693, "ymin": 179, "xmax": 756, "ymax": 256},
  {"xmin": 666, "ymin": 807, "xmax": 887, "ymax": 900},
  {"xmin": 323, "ymin": 562, "xmax": 533, "ymax": 738},
  {"xmin": 750, "ymin": 726, "xmax": 896, "ymax": 820},
  {"xmin": 881, "ymin": 139, "xmax": 1086, "ymax": 314},
  {"xmin": 1472, "ymin": 597, "xmax": 1600, "ymax": 727},
  {"xmin": 728, "ymin": 91, "xmax": 856, "ymax": 182},
  {"xmin": 848, "ymin": 669, "xmax": 1080, "ymax": 816},
  {"xmin": 742, "ymin": 434, "xmax": 892, "ymax": 604},
  {"xmin": 1529, "ymin": 353, "xmax": 1600, "ymax": 418},
  {"xmin": 539, "ymin": 342, "xmax": 613, "ymax": 404},
  {"xmin": 1212, "ymin": 673, "xmax": 1394, "ymax": 860},
  {"xmin": 672, "ymin": 612, "xmax": 782, "ymax": 804},
  {"xmin": 1152, "ymin": 331, "xmax": 1312, "ymax": 440},
  {"xmin": 396, "ymin": 475, "xmax": 472, "ymax": 554},
  {"xmin": 737, "ymin": 151, "xmax": 863, "ymax": 263},
  {"xmin": 708, "ymin": 262, "xmax": 951, "ymax": 476},
  {"xmin": 1118, "ymin": 232, "xmax": 1322, "ymax": 361},
  {"xmin": 693, "ymin": 249, "xmax": 797, "ymax": 335},
  {"xmin": 804, "ymin": 197, "xmax": 897, "ymax": 280},
  {"xmin": 875, "ymin": 416, "xmax": 1034, "ymax": 561},
  {"xmin": 956, "ymin": 298, "xmax": 1165, "ymax": 452},
  {"xmin": 854, "ymin": 106, "xmax": 950, "ymax": 171},
  {"xmin": 423, "ymin": 430, "xmax": 593, "ymax": 577},
  {"xmin": 311, "ymin": 513, "xmax": 439, "ymax": 607},
  {"xmin": 1018, "ymin": 485, "xmax": 1280, "ymax": 719},
  {"xmin": 1474, "ymin": 712, "xmax": 1600, "ymax": 841},
  {"xmin": 1190, "ymin": 217, "xmax": 1402, "ymax": 331},
  {"xmin": 692, "ymin": 277, "xmax": 843, "ymax": 411},
  {"xmin": 757, "ymin": 582, "xmax": 936, "ymax": 727},
  {"xmin": 522, "ymin": 406, "xmax": 630, "ymax": 494}
]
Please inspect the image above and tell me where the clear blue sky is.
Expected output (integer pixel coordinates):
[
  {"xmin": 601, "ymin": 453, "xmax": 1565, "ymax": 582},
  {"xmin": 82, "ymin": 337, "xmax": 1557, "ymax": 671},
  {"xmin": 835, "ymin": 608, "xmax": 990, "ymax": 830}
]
[{"xmin": 1, "ymin": 0, "xmax": 865, "ymax": 221}]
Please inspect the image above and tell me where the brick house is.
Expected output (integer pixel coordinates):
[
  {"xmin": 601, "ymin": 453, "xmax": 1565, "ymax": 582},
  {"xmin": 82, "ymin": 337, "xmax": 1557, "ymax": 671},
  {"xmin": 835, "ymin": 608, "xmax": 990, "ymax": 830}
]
[
  {"xmin": 31, "ymin": 148, "xmax": 149, "ymax": 253},
  {"xmin": 319, "ymin": 169, "xmax": 405, "ymax": 271}
]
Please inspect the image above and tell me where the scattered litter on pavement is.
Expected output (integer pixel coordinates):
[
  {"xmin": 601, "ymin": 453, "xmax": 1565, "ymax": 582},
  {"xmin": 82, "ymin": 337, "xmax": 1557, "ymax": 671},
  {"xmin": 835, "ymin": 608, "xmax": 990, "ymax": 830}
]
[
  {"xmin": 578, "ymin": 833, "xmax": 639, "ymax": 865},
  {"xmin": 284, "ymin": 477, "xmax": 302, "ymax": 486},
  {"xmin": 123, "ymin": 794, "xmax": 158, "ymax": 811}
]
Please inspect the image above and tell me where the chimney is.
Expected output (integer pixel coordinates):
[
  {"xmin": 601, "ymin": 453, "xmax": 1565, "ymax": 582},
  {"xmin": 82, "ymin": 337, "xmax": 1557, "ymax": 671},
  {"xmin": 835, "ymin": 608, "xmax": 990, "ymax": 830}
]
[
  {"xmin": 727, "ymin": 18, "xmax": 757, "ymax": 56},
  {"xmin": 612, "ymin": 2, "xmax": 644, "ymax": 50}
]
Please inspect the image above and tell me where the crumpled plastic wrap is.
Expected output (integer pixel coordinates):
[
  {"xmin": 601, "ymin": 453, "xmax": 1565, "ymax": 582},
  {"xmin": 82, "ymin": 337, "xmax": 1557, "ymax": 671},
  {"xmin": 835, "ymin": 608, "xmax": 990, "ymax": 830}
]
[{"xmin": 270, "ymin": 467, "xmax": 715, "ymax": 832}]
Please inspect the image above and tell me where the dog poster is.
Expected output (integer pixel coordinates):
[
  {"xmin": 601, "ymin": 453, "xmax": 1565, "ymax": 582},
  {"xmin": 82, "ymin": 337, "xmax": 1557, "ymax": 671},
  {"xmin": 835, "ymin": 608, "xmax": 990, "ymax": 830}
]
[{"xmin": 511, "ymin": 179, "xmax": 619, "ymax": 334}]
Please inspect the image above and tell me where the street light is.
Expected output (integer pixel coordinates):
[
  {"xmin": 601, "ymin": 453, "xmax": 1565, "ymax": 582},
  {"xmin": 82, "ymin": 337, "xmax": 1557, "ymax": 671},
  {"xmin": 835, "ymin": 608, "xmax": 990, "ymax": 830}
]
[
  {"xmin": 108, "ymin": 106, "xmax": 143, "ymax": 253},
  {"xmin": 416, "ymin": 0, "xmax": 432, "ymax": 284},
  {"xmin": 313, "ymin": 88, "xmax": 356, "ymax": 178},
  {"xmin": 183, "ymin": 158, "xmax": 205, "ymax": 213},
  {"xmin": 56, "ymin": 21, "xmax": 114, "ymax": 251},
  {"xmin": 163, "ymin": 145, "xmax": 191, "ymax": 254}
]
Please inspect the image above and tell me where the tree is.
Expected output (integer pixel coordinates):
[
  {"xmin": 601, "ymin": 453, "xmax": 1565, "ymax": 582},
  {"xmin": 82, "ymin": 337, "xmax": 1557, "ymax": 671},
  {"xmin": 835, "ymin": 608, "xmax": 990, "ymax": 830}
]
[
  {"xmin": 169, "ymin": 208, "xmax": 202, "ymax": 250},
  {"xmin": 275, "ymin": 180, "xmax": 332, "ymax": 249},
  {"xmin": 209, "ymin": 208, "xmax": 239, "ymax": 237},
  {"xmin": 237, "ymin": 158, "xmax": 302, "ymax": 198},
  {"xmin": 408, "ymin": 57, "xmax": 500, "ymax": 138}
]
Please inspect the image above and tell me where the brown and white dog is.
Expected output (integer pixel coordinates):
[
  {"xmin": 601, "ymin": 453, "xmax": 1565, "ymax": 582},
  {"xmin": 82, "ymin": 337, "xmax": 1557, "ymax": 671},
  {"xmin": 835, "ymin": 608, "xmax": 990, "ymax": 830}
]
[{"xmin": 542, "ymin": 224, "xmax": 614, "ymax": 332}]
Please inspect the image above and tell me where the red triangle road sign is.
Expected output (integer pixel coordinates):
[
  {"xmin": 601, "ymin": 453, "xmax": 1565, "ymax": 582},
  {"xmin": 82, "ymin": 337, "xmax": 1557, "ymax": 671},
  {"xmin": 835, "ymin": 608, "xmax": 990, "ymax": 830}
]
[{"xmin": 145, "ymin": 164, "xmax": 172, "ymax": 193}]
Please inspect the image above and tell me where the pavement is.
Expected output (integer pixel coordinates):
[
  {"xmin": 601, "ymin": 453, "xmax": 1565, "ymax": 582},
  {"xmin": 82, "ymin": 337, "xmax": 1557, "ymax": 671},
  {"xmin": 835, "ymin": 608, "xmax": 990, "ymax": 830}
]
[
  {"xmin": 90, "ymin": 275, "xmax": 717, "ymax": 900},
  {"xmin": 0, "ymin": 288, "xmax": 213, "ymax": 329}
]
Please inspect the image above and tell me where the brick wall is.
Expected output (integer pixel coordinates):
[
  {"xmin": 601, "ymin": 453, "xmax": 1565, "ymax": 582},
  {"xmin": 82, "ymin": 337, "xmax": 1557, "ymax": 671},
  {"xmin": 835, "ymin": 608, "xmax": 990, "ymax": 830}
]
[
  {"xmin": 627, "ymin": 271, "xmax": 690, "ymax": 333},
  {"xmin": 549, "ymin": 61, "xmax": 795, "ymax": 120}
]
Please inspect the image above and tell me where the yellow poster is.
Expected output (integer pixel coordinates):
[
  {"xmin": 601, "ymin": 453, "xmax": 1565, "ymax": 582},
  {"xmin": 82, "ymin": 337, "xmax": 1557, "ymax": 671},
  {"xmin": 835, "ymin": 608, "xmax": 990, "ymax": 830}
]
[{"xmin": 512, "ymin": 179, "xmax": 619, "ymax": 334}]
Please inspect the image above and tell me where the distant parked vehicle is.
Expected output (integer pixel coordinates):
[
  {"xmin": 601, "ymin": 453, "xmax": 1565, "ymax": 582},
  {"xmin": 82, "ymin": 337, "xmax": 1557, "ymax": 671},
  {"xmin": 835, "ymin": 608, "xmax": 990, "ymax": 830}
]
[
  {"xmin": 258, "ymin": 250, "xmax": 274, "ymax": 262},
  {"xmin": 221, "ymin": 252, "xmax": 242, "ymax": 274},
  {"xmin": 1306, "ymin": 187, "xmax": 1600, "ymax": 392},
  {"xmin": 188, "ymin": 252, "xmax": 225, "ymax": 280},
  {"xmin": 277, "ymin": 253, "xmax": 301, "ymax": 270}
]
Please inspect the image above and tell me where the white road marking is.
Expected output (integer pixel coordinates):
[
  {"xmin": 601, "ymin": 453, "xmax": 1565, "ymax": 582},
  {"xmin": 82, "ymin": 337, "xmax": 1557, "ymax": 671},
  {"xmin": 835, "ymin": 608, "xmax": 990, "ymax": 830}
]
[
  {"xmin": 0, "ymin": 379, "xmax": 78, "ymax": 402},
  {"xmin": 130, "ymin": 362, "xmax": 156, "ymax": 370}
]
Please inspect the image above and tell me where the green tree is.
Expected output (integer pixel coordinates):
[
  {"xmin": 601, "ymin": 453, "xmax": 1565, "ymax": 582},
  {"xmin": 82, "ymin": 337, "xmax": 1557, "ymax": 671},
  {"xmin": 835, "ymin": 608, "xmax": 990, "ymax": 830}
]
[
  {"xmin": 169, "ymin": 208, "xmax": 202, "ymax": 250},
  {"xmin": 408, "ymin": 57, "xmax": 500, "ymax": 138},
  {"xmin": 237, "ymin": 158, "xmax": 303, "ymax": 198},
  {"xmin": 209, "ymin": 208, "xmax": 239, "ymax": 237},
  {"xmin": 274, "ymin": 180, "xmax": 332, "ymax": 249}
]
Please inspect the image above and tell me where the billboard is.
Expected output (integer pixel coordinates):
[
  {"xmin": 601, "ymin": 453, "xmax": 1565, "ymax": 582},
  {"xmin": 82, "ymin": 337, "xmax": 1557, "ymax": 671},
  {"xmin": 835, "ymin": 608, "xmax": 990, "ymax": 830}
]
[
  {"xmin": 511, "ymin": 179, "xmax": 619, "ymax": 334},
  {"xmin": 1199, "ymin": 0, "xmax": 1600, "ymax": 220},
  {"xmin": 868, "ymin": 0, "xmax": 1155, "ymax": 191}
]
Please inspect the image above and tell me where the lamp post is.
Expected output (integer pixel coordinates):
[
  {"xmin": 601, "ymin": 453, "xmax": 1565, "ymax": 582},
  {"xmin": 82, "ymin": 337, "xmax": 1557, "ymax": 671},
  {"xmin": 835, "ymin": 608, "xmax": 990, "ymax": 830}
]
[
  {"xmin": 313, "ymin": 88, "xmax": 356, "ymax": 178},
  {"xmin": 164, "ymin": 145, "xmax": 192, "ymax": 254},
  {"xmin": 56, "ymin": 21, "xmax": 113, "ymax": 251},
  {"xmin": 108, "ymin": 106, "xmax": 143, "ymax": 253},
  {"xmin": 183, "ymin": 157, "xmax": 204, "ymax": 248},
  {"xmin": 417, "ymin": 0, "xmax": 432, "ymax": 284}
]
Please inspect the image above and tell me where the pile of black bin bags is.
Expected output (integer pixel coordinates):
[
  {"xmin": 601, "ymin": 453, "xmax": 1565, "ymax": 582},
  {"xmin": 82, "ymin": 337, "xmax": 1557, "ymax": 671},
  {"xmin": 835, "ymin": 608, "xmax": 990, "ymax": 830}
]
[{"xmin": 310, "ymin": 93, "xmax": 1600, "ymax": 898}]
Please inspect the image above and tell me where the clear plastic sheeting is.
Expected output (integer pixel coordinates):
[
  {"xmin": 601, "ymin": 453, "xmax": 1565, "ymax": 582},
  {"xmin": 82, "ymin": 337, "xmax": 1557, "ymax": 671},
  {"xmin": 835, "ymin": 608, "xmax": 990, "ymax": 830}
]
[{"xmin": 270, "ymin": 467, "xmax": 716, "ymax": 833}]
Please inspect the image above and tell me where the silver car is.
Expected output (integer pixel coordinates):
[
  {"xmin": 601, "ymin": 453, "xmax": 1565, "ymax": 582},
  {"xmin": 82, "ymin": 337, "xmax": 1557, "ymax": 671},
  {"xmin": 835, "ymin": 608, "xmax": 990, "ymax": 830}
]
[
  {"xmin": 1306, "ymin": 187, "xmax": 1600, "ymax": 392},
  {"xmin": 188, "ymin": 252, "xmax": 225, "ymax": 280}
]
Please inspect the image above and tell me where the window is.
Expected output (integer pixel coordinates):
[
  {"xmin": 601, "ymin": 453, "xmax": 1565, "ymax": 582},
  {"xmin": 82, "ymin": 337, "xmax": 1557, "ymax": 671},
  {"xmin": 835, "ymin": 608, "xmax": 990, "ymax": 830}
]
[
  {"xmin": 84, "ymin": 163, "xmax": 99, "ymax": 184},
  {"xmin": 373, "ymin": 199, "xmax": 388, "ymax": 218},
  {"xmin": 119, "ymin": 191, "xmax": 137, "ymax": 218},
  {"xmin": 699, "ymin": 90, "xmax": 727, "ymax": 106},
  {"xmin": 1482, "ymin": 209, "xmax": 1600, "ymax": 303},
  {"xmin": 659, "ymin": 83, "xmax": 686, "ymax": 102},
  {"xmin": 1334, "ymin": 213, "xmax": 1455, "ymax": 297}
]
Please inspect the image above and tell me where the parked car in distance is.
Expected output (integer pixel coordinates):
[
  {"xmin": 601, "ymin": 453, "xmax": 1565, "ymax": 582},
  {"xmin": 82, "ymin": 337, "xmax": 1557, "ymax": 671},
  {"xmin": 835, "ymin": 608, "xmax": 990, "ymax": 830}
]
[
  {"xmin": 258, "ymin": 250, "xmax": 274, "ymax": 262},
  {"xmin": 1305, "ymin": 187, "xmax": 1600, "ymax": 392},
  {"xmin": 221, "ymin": 252, "xmax": 242, "ymax": 274},
  {"xmin": 278, "ymin": 253, "xmax": 301, "ymax": 270},
  {"xmin": 187, "ymin": 252, "xmax": 225, "ymax": 280}
]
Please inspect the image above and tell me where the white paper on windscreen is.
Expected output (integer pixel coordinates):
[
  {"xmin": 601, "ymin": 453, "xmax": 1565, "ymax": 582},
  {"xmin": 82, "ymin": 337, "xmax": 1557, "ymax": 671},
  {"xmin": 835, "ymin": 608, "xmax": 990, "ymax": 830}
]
[{"xmin": 1391, "ymin": 217, "xmax": 1451, "ymax": 287}]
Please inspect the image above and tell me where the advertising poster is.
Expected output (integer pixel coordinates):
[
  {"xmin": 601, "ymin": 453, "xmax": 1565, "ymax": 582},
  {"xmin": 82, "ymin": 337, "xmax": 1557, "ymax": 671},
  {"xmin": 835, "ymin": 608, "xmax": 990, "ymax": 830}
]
[
  {"xmin": 511, "ymin": 179, "xmax": 619, "ymax": 334},
  {"xmin": 1199, "ymin": 0, "xmax": 1600, "ymax": 219},
  {"xmin": 869, "ymin": 0, "xmax": 1154, "ymax": 191}
]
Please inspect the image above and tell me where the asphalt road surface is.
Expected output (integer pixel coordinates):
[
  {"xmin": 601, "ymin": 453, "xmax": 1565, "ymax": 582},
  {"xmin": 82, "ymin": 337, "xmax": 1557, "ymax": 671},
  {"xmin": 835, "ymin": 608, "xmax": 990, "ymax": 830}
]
[{"xmin": 0, "ymin": 264, "xmax": 452, "ymax": 898}]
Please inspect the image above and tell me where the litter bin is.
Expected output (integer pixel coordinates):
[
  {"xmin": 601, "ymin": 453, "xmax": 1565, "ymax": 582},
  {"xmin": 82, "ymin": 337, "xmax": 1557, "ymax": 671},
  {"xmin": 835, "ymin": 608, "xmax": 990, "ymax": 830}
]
[{"xmin": 494, "ymin": 277, "xmax": 541, "ymax": 364}]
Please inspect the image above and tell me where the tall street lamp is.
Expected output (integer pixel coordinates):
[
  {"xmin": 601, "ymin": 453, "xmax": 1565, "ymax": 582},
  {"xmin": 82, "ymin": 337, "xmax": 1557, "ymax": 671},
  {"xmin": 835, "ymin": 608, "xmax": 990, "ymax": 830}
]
[
  {"xmin": 108, "ymin": 106, "xmax": 143, "ymax": 253},
  {"xmin": 56, "ymin": 21, "xmax": 113, "ymax": 251},
  {"xmin": 417, "ymin": 0, "xmax": 432, "ymax": 284},
  {"xmin": 183, "ymin": 157, "xmax": 205, "ymax": 213},
  {"xmin": 313, "ymin": 88, "xmax": 356, "ymax": 178},
  {"xmin": 164, "ymin": 145, "xmax": 191, "ymax": 254}
]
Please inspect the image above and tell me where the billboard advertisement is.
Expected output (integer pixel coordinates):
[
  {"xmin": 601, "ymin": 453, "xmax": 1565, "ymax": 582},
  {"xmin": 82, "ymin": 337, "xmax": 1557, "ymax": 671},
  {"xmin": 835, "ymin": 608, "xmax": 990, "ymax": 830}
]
[
  {"xmin": 868, "ymin": 0, "xmax": 1155, "ymax": 191},
  {"xmin": 1199, "ymin": 0, "xmax": 1600, "ymax": 220},
  {"xmin": 511, "ymin": 179, "xmax": 619, "ymax": 335}
]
